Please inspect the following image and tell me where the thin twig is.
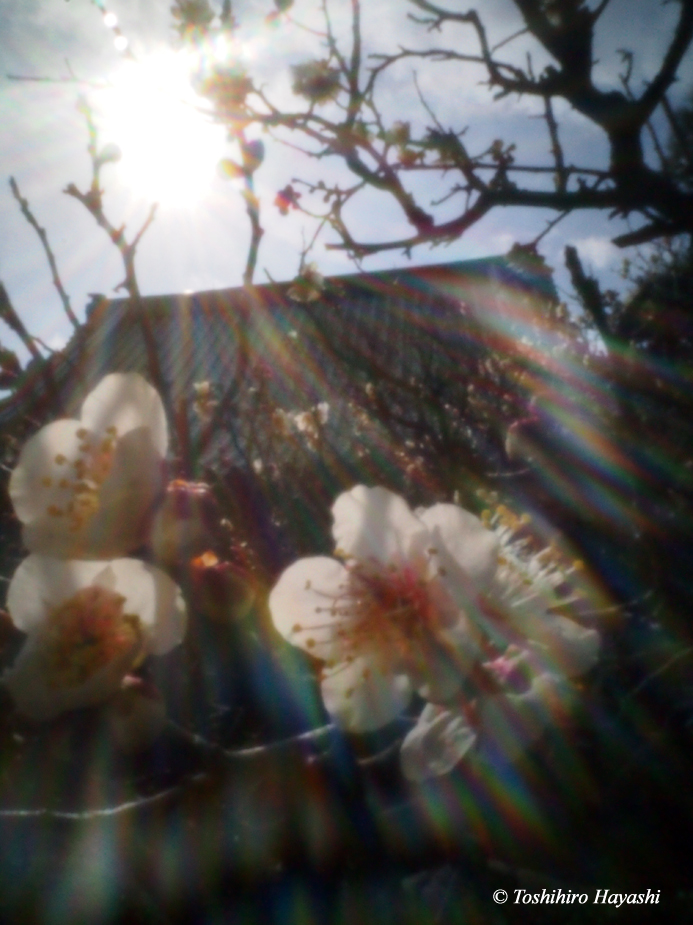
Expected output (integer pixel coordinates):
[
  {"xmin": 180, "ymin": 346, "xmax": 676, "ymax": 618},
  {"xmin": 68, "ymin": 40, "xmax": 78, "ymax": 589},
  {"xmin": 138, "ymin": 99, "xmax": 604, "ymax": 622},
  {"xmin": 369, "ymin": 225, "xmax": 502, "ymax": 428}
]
[
  {"xmin": 0, "ymin": 283, "xmax": 43, "ymax": 364},
  {"xmin": 9, "ymin": 177, "xmax": 79, "ymax": 330},
  {"xmin": 64, "ymin": 98, "xmax": 167, "ymax": 407},
  {"xmin": 624, "ymin": 646, "xmax": 693, "ymax": 701},
  {"xmin": 0, "ymin": 722, "xmax": 337, "ymax": 822},
  {"xmin": 528, "ymin": 210, "xmax": 569, "ymax": 248},
  {"xmin": 0, "ymin": 282, "xmax": 57, "ymax": 404},
  {"xmin": 543, "ymin": 96, "xmax": 567, "ymax": 193}
]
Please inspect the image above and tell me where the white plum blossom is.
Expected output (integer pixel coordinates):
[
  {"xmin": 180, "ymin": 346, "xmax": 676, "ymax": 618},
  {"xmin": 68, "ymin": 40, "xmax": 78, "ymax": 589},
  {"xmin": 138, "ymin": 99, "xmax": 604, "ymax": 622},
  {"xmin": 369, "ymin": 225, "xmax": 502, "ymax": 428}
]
[
  {"xmin": 269, "ymin": 485, "xmax": 498, "ymax": 732},
  {"xmin": 269, "ymin": 485, "xmax": 599, "ymax": 779},
  {"xmin": 287, "ymin": 263, "xmax": 325, "ymax": 303},
  {"xmin": 9, "ymin": 373, "xmax": 168, "ymax": 559},
  {"xmin": 401, "ymin": 502, "xmax": 600, "ymax": 780},
  {"xmin": 191, "ymin": 380, "xmax": 218, "ymax": 423},
  {"xmin": 400, "ymin": 651, "xmax": 573, "ymax": 782},
  {"xmin": 1, "ymin": 554, "xmax": 187, "ymax": 722}
]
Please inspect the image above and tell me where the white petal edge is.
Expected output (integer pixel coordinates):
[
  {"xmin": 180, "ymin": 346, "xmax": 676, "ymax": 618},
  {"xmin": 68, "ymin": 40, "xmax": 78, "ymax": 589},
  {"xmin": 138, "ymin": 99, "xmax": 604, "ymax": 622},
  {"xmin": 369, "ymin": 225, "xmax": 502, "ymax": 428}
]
[
  {"xmin": 320, "ymin": 655, "xmax": 412, "ymax": 732},
  {"xmin": 331, "ymin": 485, "xmax": 429, "ymax": 566},
  {"xmin": 529, "ymin": 614, "xmax": 600, "ymax": 678},
  {"xmin": 269, "ymin": 556, "xmax": 349, "ymax": 660},
  {"xmin": 7, "ymin": 556, "xmax": 109, "ymax": 633},
  {"xmin": 8, "ymin": 420, "xmax": 85, "ymax": 524},
  {"xmin": 80, "ymin": 373, "xmax": 168, "ymax": 455},
  {"xmin": 419, "ymin": 504, "xmax": 499, "ymax": 590},
  {"xmin": 107, "ymin": 559, "xmax": 187, "ymax": 656},
  {"xmin": 401, "ymin": 703, "xmax": 477, "ymax": 782},
  {"xmin": 502, "ymin": 605, "xmax": 600, "ymax": 679}
]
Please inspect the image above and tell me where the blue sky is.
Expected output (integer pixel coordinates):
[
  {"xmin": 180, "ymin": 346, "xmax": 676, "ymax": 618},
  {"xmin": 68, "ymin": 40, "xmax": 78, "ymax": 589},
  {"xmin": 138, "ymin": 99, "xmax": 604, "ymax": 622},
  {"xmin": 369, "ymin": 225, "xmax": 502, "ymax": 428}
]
[{"xmin": 1, "ymin": 0, "xmax": 691, "ymax": 359}]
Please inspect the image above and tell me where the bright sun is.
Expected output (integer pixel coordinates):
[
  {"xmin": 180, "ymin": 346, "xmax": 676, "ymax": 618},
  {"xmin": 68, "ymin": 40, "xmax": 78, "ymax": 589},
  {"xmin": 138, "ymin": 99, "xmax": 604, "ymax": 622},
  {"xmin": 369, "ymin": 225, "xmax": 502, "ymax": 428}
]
[{"xmin": 98, "ymin": 50, "xmax": 227, "ymax": 207}]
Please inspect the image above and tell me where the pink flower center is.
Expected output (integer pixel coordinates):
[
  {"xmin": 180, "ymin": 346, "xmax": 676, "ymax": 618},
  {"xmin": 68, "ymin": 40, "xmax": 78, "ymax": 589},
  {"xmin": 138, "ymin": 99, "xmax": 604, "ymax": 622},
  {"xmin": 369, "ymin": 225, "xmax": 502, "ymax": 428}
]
[{"xmin": 328, "ymin": 563, "xmax": 452, "ymax": 671}]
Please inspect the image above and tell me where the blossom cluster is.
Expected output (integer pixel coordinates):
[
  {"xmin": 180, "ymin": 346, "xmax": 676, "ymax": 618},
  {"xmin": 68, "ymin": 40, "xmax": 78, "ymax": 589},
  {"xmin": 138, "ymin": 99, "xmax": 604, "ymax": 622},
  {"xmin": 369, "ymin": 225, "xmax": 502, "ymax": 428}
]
[
  {"xmin": 270, "ymin": 485, "xmax": 599, "ymax": 781},
  {"xmin": 1, "ymin": 372, "xmax": 599, "ymax": 780},
  {"xmin": 272, "ymin": 402, "xmax": 330, "ymax": 447},
  {"xmin": 2, "ymin": 374, "xmax": 187, "ymax": 736}
]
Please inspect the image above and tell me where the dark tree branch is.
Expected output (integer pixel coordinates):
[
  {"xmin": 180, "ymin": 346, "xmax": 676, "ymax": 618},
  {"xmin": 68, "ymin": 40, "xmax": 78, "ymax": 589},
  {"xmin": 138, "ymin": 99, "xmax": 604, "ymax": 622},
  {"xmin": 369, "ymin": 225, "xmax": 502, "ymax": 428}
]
[
  {"xmin": 612, "ymin": 220, "xmax": 689, "ymax": 248},
  {"xmin": 592, "ymin": 0, "xmax": 614, "ymax": 24},
  {"xmin": 661, "ymin": 93, "xmax": 693, "ymax": 173},
  {"xmin": 0, "ymin": 283, "xmax": 43, "ymax": 364},
  {"xmin": 638, "ymin": 0, "xmax": 693, "ymax": 122},
  {"xmin": 0, "ymin": 282, "xmax": 56, "ymax": 399},
  {"xmin": 195, "ymin": 0, "xmax": 693, "ymax": 260},
  {"xmin": 564, "ymin": 244, "xmax": 610, "ymax": 341},
  {"xmin": 543, "ymin": 95, "xmax": 567, "ymax": 192}
]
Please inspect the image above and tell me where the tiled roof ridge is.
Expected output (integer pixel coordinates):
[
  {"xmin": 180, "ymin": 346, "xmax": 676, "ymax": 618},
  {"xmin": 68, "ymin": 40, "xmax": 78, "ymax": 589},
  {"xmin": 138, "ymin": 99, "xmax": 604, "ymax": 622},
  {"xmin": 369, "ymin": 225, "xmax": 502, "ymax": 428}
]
[
  {"xmin": 1, "ymin": 254, "xmax": 556, "ymax": 429},
  {"xmin": 85, "ymin": 253, "xmax": 554, "ymax": 313}
]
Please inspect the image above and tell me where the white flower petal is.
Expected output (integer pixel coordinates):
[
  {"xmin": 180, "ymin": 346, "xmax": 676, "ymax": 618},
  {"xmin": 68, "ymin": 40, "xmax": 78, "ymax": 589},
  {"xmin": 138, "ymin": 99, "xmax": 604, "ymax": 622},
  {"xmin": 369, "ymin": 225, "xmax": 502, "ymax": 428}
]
[
  {"xmin": 331, "ymin": 486, "xmax": 429, "ymax": 565},
  {"xmin": 84, "ymin": 427, "xmax": 165, "ymax": 553},
  {"xmin": 8, "ymin": 420, "xmax": 86, "ymax": 525},
  {"xmin": 436, "ymin": 615, "xmax": 482, "ymax": 665},
  {"xmin": 108, "ymin": 559, "xmax": 187, "ymax": 656},
  {"xmin": 419, "ymin": 504, "xmax": 499, "ymax": 590},
  {"xmin": 320, "ymin": 656, "xmax": 411, "ymax": 732},
  {"xmin": 80, "ymin": 373, "xmax": 168, "ymax": 454},
  {"xmin": 21, "ymin": 428, "xmax": 164, "ymax": 560},
  {"xmin": 414, "ymin": 646, "xmax": 466, "ymax": 703},
  {"xmin": 401, "ymin": 703, "xmax": 477, "ymax": 781},
  {"xmin": 398, "ymin": 607, "xmax": 474, "ymax": 703},
  {"xmin": 500, "ymin": 603, "xmax": 600, "ymax": 680},
  {"xmin": 10, "ymin": 376, "xmax": 166, "ymax": 561},
  {"xmin": 269, "ymin": 556, "xmax": 349, "ymax": 659},
  {"xmin": 6, "ymin": 556, "xmax": 107, "ymax": 633}
]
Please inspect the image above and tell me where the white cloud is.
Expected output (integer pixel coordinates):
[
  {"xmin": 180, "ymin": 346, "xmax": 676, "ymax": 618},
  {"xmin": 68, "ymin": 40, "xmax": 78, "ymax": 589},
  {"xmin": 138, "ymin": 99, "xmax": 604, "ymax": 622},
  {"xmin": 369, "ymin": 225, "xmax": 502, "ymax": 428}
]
[
  {"xmin": 47, "ymin": 332, "xmax": 68, "ymax": 351},
  {"xmin": 574, "ymin": 236, "xmax": 620, "ymax": 271}
]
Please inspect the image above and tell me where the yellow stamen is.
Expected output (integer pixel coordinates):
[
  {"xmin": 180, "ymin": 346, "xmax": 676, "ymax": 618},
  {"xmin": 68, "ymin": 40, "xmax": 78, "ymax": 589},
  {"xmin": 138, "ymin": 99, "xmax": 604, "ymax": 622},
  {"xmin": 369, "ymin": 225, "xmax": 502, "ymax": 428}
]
[{"xmin": 42, "ymin": 585, "xmax": 142, "ymax": 689}]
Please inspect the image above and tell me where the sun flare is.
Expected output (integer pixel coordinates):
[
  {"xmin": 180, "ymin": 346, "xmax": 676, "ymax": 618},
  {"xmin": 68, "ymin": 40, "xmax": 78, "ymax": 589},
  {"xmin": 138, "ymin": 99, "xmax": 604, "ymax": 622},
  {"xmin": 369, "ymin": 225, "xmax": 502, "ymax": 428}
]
[{"xmin": 98, "ymin": 50, "xmax": 226, "ymax": 207}]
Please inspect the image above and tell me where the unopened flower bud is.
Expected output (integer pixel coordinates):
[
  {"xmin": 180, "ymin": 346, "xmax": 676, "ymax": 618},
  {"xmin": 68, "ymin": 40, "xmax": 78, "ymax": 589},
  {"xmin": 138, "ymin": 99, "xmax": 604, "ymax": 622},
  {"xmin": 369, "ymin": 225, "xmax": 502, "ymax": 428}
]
[
  {"xmin": 190, "ymin": 551, "xmax": 256, "ymax": 622},
  {"xmin": 150, "ymin": 479, "xmax": 220, "ymax": 568}
]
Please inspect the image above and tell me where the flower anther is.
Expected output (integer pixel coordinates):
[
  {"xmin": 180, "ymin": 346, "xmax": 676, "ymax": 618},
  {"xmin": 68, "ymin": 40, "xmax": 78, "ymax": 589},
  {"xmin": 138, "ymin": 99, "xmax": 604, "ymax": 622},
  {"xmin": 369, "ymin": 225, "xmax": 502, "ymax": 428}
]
[{"xmin": 41, "ymin": 584, "xmax": 143, "ymax": 689}]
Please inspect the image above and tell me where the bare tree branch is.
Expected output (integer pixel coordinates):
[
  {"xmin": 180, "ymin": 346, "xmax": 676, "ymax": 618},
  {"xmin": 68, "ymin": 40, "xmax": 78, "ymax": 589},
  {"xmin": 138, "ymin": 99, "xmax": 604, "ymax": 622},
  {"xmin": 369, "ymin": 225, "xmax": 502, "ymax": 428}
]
[
  {"xmin": 190, "ymin": 0, "xmax": 693, "ymax": 262},
  {"xmin": 0, "ymin": 282, "xmax": 56, "ymax": 399},
  {"xmin": 638, "ymin": 0, "xmax": 693, "ymax": 121},
  {"xmin": 9, "ymin": 177, "xmax": 80, "ymax": 331},
  {"xmin": 564, "ymin": 244, "xmax": 610, "ymax": 341},
  {"xmin": 63, "ymin": 97, "xmax": 167, "ymax": 405}
]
